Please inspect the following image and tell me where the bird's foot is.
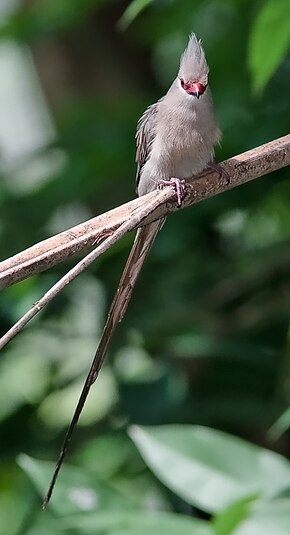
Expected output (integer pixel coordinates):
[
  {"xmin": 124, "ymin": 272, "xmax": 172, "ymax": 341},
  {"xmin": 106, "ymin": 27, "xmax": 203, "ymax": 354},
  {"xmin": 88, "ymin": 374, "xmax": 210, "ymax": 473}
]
[
  {"xmin": 207, "ymin": 162, "xmax": 230, "ymax": 185},
  {"xmin": 159, "ymin": 178, "xmax": 186, "ymax": 206}
]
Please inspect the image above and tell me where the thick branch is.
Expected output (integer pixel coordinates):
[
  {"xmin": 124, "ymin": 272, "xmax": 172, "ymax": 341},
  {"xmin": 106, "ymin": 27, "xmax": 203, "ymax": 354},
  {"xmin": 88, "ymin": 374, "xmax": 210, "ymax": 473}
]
[
  {"xmin": 0, "ymin": 190, "xmax": 173, "ymax": 350},
  {"xmin": 1, "ymin": 134, "xmax": 290, "ymax": 289}
]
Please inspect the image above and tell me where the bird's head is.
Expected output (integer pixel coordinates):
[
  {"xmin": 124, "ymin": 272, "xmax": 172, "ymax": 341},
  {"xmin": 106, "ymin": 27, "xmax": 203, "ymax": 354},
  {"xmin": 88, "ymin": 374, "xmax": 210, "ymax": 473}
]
[{"xmin": 178, "ymin": 33, "xmax": 209, "ymax": 99}]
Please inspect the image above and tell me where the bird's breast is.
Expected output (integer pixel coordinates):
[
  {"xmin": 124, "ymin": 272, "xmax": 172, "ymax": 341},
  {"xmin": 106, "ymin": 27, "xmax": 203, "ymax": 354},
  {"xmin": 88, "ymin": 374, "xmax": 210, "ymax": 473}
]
[{"xmin": 138, "ymin": 100, "xmax": 218, "ymax": 195}]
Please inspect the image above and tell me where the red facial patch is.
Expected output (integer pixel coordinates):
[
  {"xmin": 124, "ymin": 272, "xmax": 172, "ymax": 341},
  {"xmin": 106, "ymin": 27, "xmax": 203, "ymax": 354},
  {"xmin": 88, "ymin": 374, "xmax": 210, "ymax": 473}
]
[{"xmin": 180, "ymin": 79, "xmax": 207, "ymax": 97}]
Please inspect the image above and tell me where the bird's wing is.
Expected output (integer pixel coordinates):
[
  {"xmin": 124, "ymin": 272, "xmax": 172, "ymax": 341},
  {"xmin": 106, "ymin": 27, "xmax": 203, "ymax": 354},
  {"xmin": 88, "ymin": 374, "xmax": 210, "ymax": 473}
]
[{"xmin": 135, "ymin": 101, "xmax": 159, "ymax": 188}]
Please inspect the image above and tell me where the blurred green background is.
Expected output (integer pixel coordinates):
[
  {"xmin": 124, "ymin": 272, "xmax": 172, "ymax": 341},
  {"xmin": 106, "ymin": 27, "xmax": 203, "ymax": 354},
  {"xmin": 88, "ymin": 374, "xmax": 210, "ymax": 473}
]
[{"xmin": 0, "ymin": 0, "xmax": 290, "ymax": 534}]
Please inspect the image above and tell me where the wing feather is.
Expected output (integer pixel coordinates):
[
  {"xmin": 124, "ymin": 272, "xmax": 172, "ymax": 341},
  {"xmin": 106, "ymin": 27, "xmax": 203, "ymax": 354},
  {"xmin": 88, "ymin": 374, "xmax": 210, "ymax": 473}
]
[{"xmin": 135, "ymin": 101, "xmax": 159, "ymax": 188}]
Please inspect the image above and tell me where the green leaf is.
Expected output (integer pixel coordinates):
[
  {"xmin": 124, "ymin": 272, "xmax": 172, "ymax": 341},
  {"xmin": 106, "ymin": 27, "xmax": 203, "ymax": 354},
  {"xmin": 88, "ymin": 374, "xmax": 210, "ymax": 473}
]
[
  {"xmin": 0, "ymin": 465, "xmax": 36, "ymax": 535},
  {"xmin": 18, "ymin": 454, "xmax": 133, "ymax": 516},
  {"xmin": 0, "ymin": 0, "xmax": 109, "ymax": 42},
  {"xmin": 118, "ymin": 0, "xmax": 153, "ymax": 31},
  {"xmin": 63, "ymin": 510, "xmax": 213, "ymax": 535},
  {"xmin": 248, "ymin": 0, "xmax": 290, "ymax": 93},
  {"xmin": 38, "ymin": 367, "xmax": 117, "ymax": 428},
  {"xmin": 213, "ymin": 496, "xmax": 257, "ymax": 535},
  {"xmin": 129, "ymin": 425, "xmax": 290, "ymax": 513},
  {"xmin": 74, "ymin": 434, "xmax": 133, "ymax": 480},
  {"xmin": 17, "ymin": 512, "xmax": 64, "ymax": 535},
  {"xmin": 232, "ymin": 498, "xmax": 290, "ymax": 535},
  {"xmin": 0, "ymin": 342, "xmax": 51, "ymax": 421},
  {"xmin": 268, "ymin": 406, "xmax": 290, "ymax": 441}
]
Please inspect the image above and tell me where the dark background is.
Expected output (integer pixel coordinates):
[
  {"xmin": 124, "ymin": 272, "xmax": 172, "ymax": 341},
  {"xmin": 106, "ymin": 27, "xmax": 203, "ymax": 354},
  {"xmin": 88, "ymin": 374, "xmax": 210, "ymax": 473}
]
[{"xmin": 0, "ymin": 1, "xmax": 290, "ymax": 533}]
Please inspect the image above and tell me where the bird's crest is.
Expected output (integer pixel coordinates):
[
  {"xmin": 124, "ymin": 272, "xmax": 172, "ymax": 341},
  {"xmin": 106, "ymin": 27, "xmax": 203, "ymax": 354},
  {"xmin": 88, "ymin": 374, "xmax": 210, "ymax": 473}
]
[{"xmin": 178, "ymin": 33, "xmax": 209, "ymax": 83}]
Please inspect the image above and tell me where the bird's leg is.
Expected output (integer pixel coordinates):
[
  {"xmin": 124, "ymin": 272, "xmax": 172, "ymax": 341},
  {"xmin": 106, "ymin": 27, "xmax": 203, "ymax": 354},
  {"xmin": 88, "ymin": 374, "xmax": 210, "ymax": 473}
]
[
  {"xmin": 207, "ymin": 162, "xmax": 230, "ymax": 185},
  {"xmin": 158, "ymin": 178, "xmax": 186, "ymax": 206}
]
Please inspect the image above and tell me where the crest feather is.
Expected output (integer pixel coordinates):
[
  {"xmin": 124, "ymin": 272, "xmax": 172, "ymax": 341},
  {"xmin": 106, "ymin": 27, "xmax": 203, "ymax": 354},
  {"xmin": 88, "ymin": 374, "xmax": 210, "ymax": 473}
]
[{"xmin": 178, "ymin": 33, "xmax": 209, "ymax": 82}]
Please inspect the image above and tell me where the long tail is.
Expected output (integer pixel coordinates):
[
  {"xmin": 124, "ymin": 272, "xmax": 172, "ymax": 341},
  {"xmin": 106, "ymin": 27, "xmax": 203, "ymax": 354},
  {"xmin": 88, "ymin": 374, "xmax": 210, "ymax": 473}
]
[{"xmin": 43, "ymin": 219, "xmax": 162, "ymax": 507}]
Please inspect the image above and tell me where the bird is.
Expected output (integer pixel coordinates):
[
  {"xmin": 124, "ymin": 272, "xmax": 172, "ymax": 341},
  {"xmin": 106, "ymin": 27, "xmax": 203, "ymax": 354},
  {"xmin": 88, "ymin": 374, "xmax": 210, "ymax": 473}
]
[{"xmin": 43, "ymin": 32, "xmax": 221, "ymax": 507}]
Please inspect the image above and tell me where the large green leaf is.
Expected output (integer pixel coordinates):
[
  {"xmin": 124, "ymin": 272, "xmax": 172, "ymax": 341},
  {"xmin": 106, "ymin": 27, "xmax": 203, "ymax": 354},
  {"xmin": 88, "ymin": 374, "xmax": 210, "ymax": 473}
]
[
  {"xmin": 129, "ymin": 425, "xmax": 290, "ymax": 513},
  {"xmin": 18, "ymin": 454, "xmax": 133, "ymax": 516},
  {"xmin": 63, "ymin": 510, "xmax": 213, "ymax": 535},
  {"xmin": 248, "ymin": 0, "xmax": 290, "ymax": 93}
]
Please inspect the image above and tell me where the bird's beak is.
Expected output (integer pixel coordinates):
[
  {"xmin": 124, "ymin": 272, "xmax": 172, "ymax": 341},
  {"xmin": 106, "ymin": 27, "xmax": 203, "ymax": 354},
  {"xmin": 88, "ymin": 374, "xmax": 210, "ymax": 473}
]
[
  {"xmin": 182, "ymin": 81, "xmax": 207, "ymax": 98},
  {"xmin": 188, "ymin": 83, "xmax": 201, "ymax": 99}
]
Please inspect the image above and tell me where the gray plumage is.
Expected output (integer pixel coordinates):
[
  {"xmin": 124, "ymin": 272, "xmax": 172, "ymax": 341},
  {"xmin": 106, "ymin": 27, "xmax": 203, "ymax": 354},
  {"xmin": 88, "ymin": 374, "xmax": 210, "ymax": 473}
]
[
  {"xmin": 137, "ymin": 33, "xmax": 220, "ymax": 195},
  {"xmin": 43, "ymin": 32, "xmax": 220, "ymax": 507}
]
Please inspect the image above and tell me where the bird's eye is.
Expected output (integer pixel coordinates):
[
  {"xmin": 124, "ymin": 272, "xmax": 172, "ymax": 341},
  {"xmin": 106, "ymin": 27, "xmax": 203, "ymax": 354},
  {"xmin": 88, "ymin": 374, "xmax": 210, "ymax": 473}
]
[{"xmin": 180, "ymin": 78, "xmax": 185, "ymax": 88}]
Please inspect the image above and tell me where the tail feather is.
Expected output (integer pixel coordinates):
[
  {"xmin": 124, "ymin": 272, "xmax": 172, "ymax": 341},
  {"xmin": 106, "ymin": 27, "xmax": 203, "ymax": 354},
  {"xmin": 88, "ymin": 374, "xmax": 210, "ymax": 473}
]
[{"xmin": 43, "ymin": 219, "xmax": 162, "ymax": 507}]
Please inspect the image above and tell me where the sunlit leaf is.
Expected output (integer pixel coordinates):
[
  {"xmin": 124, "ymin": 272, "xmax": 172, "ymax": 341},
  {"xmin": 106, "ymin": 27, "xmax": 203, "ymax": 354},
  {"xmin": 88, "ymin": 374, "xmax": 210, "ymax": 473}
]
[
  {"xmin": 129, "ymin": 425, "xmax": 290, "ymax": 513},
  {"xmin": 268, "ymin": 406, "xmax": 290, "ymax": 441},
  {"xmin": 214, "ymin": 496, "xmax": 256, "ymax": 535},
  {"xmin": 16, "ymin": 512, "xmax": 63, "ymax": 535},
  {"xmin": 38, "ymin": 367, "xmax": 117, "ymax": 428},
  {"xmin": 232, "ymin": 498, "xmax": 290, "ymax": 535},
  {"xmin": 118, "ymin": 0, "xmax": 153, "ymax": 31},
  {"xmin": 0, "ymin": 465, "xmax": 36, "ymax": 535},
  {"xmin": 248, "ymin": 0, "xmax": 290, "ymax": 93},
  {"xmin": 74, "ymin": 434, "xmax": 133, "ymax": 479},
  {"xmin": 18, "ymin": 454, "xmax": 132, "ymax": 516},
  {"xmin": 63, "ymin": 510, "xmax": 213, "ymax": 535},
  {"xmin": 0, "ymin": 340, "xmax": 51, "ymax": 421}
]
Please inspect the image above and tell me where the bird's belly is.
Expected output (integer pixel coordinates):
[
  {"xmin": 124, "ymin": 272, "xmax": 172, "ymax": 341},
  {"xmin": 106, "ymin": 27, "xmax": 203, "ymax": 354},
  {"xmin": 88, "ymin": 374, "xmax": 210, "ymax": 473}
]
[
  {"xmin": 162, "ymin": 139, "xmax": 212, "ymax": 179},
  {"xmin": 168, "ymin": 153, "xmax": 205, "ymax": 178},
  {"xmin": 138, "ymin": 134, "xmax": 213, "ymax": 195}
]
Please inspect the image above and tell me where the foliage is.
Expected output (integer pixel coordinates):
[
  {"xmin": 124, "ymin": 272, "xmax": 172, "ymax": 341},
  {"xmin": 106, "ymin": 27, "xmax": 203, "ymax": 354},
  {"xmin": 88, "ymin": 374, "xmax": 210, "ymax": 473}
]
[
  {"xmin": 118, "ymin": 0, "xmax": 153, "ymax": 31},
  {"xmin": 0, "ymin": 0, "xmax": 290, "ymax": 534},
  {"xmin": 11, "ymin": 426, "xmax": 290, "ymax": 534},
  {"xmin": 248, "ymin": 0, "xmax": 290, "ymax": 94}
]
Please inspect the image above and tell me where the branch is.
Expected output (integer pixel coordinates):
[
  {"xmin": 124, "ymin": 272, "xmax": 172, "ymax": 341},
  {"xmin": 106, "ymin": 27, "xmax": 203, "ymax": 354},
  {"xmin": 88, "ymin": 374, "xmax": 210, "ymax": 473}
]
[
  {"xmin": 0, "ymin": 189, "xmax": 174, "ymax": 350},
  {"xmin": 1, "ymin": 134, "xmax": 290, "ymax": 290}
]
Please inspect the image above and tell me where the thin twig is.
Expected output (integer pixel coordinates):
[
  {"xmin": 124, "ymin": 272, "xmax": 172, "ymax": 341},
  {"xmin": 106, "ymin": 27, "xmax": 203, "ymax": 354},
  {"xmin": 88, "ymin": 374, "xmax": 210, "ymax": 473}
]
[
  {"xmin": 1, "ymin": 134, "xmax": 289, "ymax": 289},
  {"xmin": 0, "ymin": 187, "xmax": 174, "ymax": 351}
]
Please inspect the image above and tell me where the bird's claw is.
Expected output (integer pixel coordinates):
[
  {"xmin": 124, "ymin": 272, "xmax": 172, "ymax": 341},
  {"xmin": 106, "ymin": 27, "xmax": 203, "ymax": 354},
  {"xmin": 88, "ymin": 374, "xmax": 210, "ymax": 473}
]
[
  {"xmin": 207, "ymin": 162, "xmax": 230, "ymax": 185},
  {"xmin": 159, "ymin": 178, "xmax": 186, "ymax": 206}
]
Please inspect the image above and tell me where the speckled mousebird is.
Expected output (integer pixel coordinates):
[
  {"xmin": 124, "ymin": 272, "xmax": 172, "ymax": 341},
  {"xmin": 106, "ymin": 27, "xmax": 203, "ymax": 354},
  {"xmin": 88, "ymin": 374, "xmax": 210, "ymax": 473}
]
[{"xmin": 43, "ymin": 32, "xmax": 221, "ymax": 506}]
